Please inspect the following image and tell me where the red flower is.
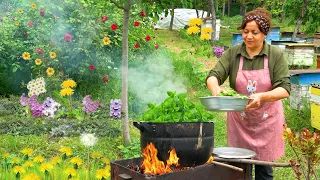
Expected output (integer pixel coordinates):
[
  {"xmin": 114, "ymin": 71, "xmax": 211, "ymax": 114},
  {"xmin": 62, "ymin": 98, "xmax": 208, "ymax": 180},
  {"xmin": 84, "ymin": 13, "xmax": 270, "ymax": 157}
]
[
  {"xmin": 64, "ymin": 33, "xmax": 72, "ymax": 42},
  {"xmin": 37, "ymin": 48, "xmax": 43, "ymax": 54},
  {"xmin": 27, "ymin": 22, "xmax": 34, "ymax": 27},
  {"xmin": 103, "ymin": 75, "xmax": 109, "ymax": 83},
  {"xmin": 40, "ymin": 9, "xmax": 45, "ymax": 17},
  {"xmin": 134, "ymin": 21, "xmax": 140, "ymax": 27},
  {"xmin": 134, "ymin": 43, "xmax": 139, "ymax": 48},
  {"xmin": 154, "ymin": 28, "xmax": 158, "ymax": 31},
  {"xmin": 145, "ymin": 36, "xmax": 151, "ymax": 42},
  {"xmin": 140, "ymin": 11, "xmax": 146, "ymax": 17},
  {"xmin": 111, "ymin": 24, "xmax": 118, "ymax": 31},
  {"xmin": 24, "ymin": 32, "xmax": 28, "ymax": 37},
  {"xmin": 90, "ymin": 65, "xmax": 95, "ymax": 70},
  {"xmin": 160, "ymin": 17, "xmax": 164, "ymax": 20},
  {"xmin": 101, "ymin": 16, "xmax": 108, "ymax": 22},
  {"xmin": 155, "ymin": 44, "xmax": 159, "ymax": 50}
]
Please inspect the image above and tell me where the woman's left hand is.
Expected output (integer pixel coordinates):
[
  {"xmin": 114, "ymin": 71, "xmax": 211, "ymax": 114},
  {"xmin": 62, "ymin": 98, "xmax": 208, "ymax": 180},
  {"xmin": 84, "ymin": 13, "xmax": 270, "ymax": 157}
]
[{"xmin": 246, "ymin": 93, "xmax": 263, "ymax": 111}]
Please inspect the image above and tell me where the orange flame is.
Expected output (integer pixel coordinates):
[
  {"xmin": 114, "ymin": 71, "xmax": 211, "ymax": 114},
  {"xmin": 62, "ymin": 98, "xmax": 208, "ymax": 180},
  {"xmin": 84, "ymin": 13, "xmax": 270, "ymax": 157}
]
[{"xmin": 141, "ymin": 143, "xmax": 179, "ymax": 175}]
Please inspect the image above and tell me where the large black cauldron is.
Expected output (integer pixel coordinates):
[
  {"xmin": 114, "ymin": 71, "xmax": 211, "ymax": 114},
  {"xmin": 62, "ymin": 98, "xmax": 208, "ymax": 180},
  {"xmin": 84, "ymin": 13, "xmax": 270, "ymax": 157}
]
[{"xmin": 133, "ymin": 122, "xmax": 214, "ymax": 167}]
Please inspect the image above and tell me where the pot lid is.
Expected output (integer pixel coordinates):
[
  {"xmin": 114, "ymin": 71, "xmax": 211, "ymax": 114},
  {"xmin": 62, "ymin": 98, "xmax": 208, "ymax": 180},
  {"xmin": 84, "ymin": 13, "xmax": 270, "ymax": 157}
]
[{"xmin": 212, "ymin": 147, "xmax": 256, "ymax": 159}]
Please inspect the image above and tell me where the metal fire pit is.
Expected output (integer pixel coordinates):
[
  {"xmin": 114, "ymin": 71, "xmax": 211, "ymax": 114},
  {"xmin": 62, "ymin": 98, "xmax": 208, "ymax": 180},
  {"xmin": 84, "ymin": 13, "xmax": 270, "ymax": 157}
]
[{"xmin": 111, "ymin": 157, "xmax": 252, "ymax": 180}]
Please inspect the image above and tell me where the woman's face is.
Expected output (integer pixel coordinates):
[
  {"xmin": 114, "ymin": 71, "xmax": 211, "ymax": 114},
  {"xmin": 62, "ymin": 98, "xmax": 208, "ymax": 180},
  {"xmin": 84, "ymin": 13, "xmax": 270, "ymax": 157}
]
[{"xmin": 242, "ymin": 21, "xmax": 266, "ymax": 50}]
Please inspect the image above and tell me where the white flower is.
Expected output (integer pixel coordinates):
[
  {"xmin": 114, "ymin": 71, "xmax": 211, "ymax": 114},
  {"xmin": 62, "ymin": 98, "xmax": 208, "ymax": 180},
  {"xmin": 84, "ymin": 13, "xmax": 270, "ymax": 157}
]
[{"xmin": 80, "ymin": 133, "xmax": 98, "ymax": 147}]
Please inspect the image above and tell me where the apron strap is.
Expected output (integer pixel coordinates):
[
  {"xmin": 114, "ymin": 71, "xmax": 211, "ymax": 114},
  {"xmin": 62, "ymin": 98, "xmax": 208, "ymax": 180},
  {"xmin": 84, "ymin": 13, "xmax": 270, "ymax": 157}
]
[{"xmin": 239, "ymin": 55, "xmax": 269, "ymax": 71}]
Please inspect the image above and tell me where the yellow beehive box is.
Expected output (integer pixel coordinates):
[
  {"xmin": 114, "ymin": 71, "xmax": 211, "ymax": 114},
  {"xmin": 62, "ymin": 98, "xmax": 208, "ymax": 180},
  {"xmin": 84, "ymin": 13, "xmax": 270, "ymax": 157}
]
[{"xmin": 310, "ymin": 84, "xmax": 320, "ymax": 130}]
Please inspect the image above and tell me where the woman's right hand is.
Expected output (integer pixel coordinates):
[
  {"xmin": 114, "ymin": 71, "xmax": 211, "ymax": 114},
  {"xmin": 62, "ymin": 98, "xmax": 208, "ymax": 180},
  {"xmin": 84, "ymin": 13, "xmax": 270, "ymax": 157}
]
[{"xmin": 206, "ymin": 76, "xmax": 223, "ymax": 96}]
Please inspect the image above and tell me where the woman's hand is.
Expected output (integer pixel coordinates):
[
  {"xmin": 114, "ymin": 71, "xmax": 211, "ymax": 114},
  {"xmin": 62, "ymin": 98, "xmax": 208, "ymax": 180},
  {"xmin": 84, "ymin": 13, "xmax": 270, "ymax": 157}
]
[
  {"xmin": 246, "ymin": 93, "xmax": 263, "ymax": 110},
  {"xmin": 207, "ymin": 76, "xmax": 223, "ymax": 96}
]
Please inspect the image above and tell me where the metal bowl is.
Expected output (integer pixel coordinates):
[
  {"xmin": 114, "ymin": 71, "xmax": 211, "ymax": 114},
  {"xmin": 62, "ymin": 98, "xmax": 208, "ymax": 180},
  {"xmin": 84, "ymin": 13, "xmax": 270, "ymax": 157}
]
[{"xmin": 199, "ymin": 96, "xmax": 252, "ymax": 112}]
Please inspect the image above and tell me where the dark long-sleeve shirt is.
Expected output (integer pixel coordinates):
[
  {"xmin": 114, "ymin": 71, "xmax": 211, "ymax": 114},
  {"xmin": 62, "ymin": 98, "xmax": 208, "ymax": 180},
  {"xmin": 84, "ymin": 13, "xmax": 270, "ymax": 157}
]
[{"xmin": 207, "ymin": 41, "xmax": 291, "ymax": 94}]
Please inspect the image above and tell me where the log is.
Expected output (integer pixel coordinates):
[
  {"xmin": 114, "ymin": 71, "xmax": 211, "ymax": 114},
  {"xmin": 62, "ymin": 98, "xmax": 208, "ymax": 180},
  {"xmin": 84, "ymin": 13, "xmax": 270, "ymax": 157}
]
[{"xmin": 214, "ymin": 157, "xmax": 291, "ymax": 167}]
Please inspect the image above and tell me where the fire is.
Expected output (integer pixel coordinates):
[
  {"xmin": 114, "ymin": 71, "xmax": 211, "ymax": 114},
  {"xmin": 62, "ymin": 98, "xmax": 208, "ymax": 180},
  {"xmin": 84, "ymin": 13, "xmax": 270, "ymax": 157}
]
[{"xmin": 141, "ymin": 143, "xmax": 179, "ymax": 175}]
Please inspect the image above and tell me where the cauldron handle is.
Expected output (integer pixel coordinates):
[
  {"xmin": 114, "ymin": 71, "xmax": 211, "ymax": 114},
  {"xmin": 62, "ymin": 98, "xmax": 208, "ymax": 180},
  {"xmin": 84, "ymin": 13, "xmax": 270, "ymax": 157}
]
[{"xmin": 133, "ymin": 122, "xmax": 153, "ymax": 133}]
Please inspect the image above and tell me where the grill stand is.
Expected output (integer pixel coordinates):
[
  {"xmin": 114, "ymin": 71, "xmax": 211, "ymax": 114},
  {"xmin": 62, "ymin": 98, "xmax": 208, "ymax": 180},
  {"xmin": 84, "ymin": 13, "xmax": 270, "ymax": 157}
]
[{"xmin": 111, "ymin": 157, "xmax": 252, "ymax": 180}]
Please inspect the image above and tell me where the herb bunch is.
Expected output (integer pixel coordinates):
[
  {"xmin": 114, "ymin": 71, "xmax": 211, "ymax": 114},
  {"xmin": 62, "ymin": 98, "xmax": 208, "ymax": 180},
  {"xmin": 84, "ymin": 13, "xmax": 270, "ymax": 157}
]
[
  {"xmin": 140, "ymin": 92, "xmax": 214, "ymax": 122},
  {"xmin": 218, "ymin": 88, "xmax": 248, "ymax": 99}
]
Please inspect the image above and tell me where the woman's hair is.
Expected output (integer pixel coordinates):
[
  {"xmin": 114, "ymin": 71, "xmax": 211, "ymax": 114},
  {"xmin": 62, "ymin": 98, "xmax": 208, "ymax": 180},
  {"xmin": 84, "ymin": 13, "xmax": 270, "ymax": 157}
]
[{"xmin": 238, "ymin": 7, "xmax": 271, "ymax": 35}]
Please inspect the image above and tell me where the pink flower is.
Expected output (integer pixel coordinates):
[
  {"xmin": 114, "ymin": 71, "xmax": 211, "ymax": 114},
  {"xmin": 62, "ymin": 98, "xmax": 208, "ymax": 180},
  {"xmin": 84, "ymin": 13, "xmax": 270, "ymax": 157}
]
[
  {"xmin": 134, "ymin": 43, "xmax": 139, "ymax": 48},
  {"xmin": 64, "ymin": 33, "xmax": 72, "ymax": 42},
  {"xmin": 101, "ymin": 16, "xmax": 108, "ymax": 22},
  {"xmin": 37, "ymin": 48, "xmax": 43, "ymax": 54},
  {"xmin": 111, "ymin": 24, "xmax": 118, "ymax": 31},
  {"xmin": 40, "ymin": 9, "xmax": 45, "ymax": 17},
  {"xmin": 155, "ymin": 44, "xmax": 159, "ymax": 50},
  {"xmin": 145, "ymin": 36, "xmax": 151, "ymax": 42},
  {"xmin": 134, "ymin": 21, "xmax": 140, "ymax": 27},
  {"xmin": 82, "ymin": 95, "xmax": 100, "ymax": 114},
  {"xmin": 103, "ymin": 75, "xmax": 109, "ymax": 83},
  {"xmin": 27, "ymin": 22, "xmax": 34, "ymax": 27},
  {"xmin": 90, "ymin": 65, "xmax": 95, "ymax": 70},
  {"xmin": 140, "ymin": 11, "xmax": 146, "ymax": 17}
]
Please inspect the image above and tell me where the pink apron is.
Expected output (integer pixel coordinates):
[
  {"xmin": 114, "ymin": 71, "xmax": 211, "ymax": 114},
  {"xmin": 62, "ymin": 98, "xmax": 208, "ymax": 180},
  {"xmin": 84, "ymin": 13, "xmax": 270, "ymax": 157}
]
[{"xmin": 227, "ymin": 56, "xmax": 285, "ymax": 161}]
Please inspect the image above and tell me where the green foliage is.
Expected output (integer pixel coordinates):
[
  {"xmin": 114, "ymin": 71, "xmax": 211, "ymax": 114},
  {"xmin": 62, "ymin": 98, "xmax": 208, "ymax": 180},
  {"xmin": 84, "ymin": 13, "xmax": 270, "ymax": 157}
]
[
  {"xmin": 140, "ymin": 91, "xmax": 214, "ymax": 122},
  {"xmin": 117, "ymin": 138, "xmax": 141, "ymax": 159}
]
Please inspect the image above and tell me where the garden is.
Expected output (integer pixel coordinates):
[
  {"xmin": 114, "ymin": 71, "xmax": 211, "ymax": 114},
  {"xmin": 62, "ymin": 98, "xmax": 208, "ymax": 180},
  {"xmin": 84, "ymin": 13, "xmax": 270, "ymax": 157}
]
[{"xmin": 0, "ymin": 0, "xmax": 319, "ymax": 180}]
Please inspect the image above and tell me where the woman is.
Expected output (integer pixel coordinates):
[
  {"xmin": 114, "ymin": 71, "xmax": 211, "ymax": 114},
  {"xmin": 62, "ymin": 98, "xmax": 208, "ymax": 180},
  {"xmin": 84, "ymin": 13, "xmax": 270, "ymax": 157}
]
[{"xmin": 206, "ymin": 8, "xmax": 290, "ymax": 180}]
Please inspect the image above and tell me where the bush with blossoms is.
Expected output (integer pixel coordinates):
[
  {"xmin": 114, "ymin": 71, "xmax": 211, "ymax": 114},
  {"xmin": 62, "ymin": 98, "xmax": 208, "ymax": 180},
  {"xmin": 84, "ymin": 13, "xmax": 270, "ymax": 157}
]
[
  {"xmin": 0, "ymin": 1, "xmax": 161, "ymax": 119},
  {"xmin": 0, "ymin": 1, "xmax": 158, "ymax": 99}
]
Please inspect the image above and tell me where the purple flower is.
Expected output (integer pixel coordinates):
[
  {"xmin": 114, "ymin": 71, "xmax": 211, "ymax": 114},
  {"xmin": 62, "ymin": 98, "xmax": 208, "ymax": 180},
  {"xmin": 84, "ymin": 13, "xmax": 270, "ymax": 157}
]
[
  {"xmin": 110, "ymin": 99, "xmax": 122, "ymax": 118},
  {"xmin": 82, "ymin": 95, "xmax": 100, "ymax": 114},
  {"xmin": 29, "ymin": 95, "xmax": 44, "ymax": 118},
  {"xmin": 213, "ymin": 46, "xmax": 224, "ymax": 58},
  {"xmin": 43, "ymin": 97, "xmax": 54, "ymax": 108},
  {"xmin": 20, "ymin": 93, "xmax": 29, "ymax": 106}
]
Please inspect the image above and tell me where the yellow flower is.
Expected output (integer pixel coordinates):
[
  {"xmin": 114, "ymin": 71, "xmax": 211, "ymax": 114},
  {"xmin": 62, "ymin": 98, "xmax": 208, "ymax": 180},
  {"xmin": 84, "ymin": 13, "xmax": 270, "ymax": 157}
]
[
  {"xmin": 202, "ymin": 27, "xmax": 213, "ymax": 33},
  {"xmin": 31, "ymin": 4, "xmax": 36, "ymax": 8},
  {"xmin": 46, "ymin": 67, "xmax": 55, "ymax": 76},
  {"xmin": 61, "ymin": 79, "xmax": 77, "ymax": 88},
  {"xmin": 23, "ymin": 160, "xmax": 34, "ymax": 168},
  {"xmin": 33, "ymin": 155, "xmax": 44, "ymax": 163},
  {"xmin": 49, "ymin": 52, "xmax": 56, "ymax": 59},
  {"xmin": 70, "ymin": 157, "xmax": 83, "ymax": 166},
  {"xmin": 22, "ymin": 52, "xmax": 31, "ymax": 60},
  {"xmin": 101, "ymin": 157, "xmax": 110, "ymax": 165},
  {"xmin": 35, "ymin": 59, "xmax": 42, "ymax": 65},
  {"xmin": 12, "ymin": 157, "xmax": 21, "ymax": 164},
  {"xmin": 91, "ymin": 151, "xmax": 102, "ymax": 159},
  {"xmin": 186, "ymin": 26, "xmax": 200, "ymax": 35},
  {"xmin": 64, "ymin": 168, "xmax": 77, "ymax": 176},
  {"xmin": 102, "ymin": 37, "xmax": 111, "ymax": 46},
  {"xmin": 39, "ymin": 162, "xmax": 53, "ymax": 172},
  {"xmin": 18, "ymin": 9, "xmax": 23, "ymax": 14},
  {"xmin": 59, "ymin": 147, "xmax": 72, "ymax": 156},
  {"xmin": 2, "ymin": 153, "xmax": 10, "ymax": 159},
  {"xmin": 21, "ymin": 148, "xmax": 33, "ymax": 157},
  {"xmin": 22, "ymin": 173, "xmax": 41, "ymax": 180},
  {"xmin": 188, "ymin": 18, "xmax": 203, "ymax": 26},
  {"xmin": 15, "ymin": 21, "xmax": 19, "ymax": 26},
  {"xmin": 200, "ymin": 33, "xmax": 211, "ymax": 40},
  {"xmin": 96, "ymin": 168, "xmax": 110, "ymax": 179},
  {"xmin": 50, "ymin": 156, "xmax": 62, "ymax": 165},
  {"xmin": 13, "ymin": 166, "xmax": 26, "ymax": 174},
  {"xmin": 60, "ymin": 87, "xmax": 74, "ymax": 96}
]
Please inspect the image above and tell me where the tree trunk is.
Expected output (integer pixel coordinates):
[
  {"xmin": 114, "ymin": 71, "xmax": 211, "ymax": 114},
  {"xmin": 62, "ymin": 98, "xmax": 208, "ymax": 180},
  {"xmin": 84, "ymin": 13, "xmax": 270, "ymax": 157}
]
[
  {"xmin": 121, "ymin": 1, "xmax": 131, "ymax": 145},
  {"xmin": 222, "ymin": 1, "xmax": 225, "ymax": 17},
  {"xmin": 292, "ymin": 0, "xmax": 309, "ymax": 41},
  {"xmin": 209, "ymin": 0, "xmax": 216, "ymax": 43},
  {"xmin": 169, "ymin": 8, "xmax": 174, "ymax": 30},
  {"xmin": 280, "ymin": 0, "xmax": 286, "ymax": 23},
  {"xmin": 228, "ymin": 0, "xmax": 231, "ymax": 17},
  {"xmin": 216, "ymin": 1, "xmax": 219, "ymax": 12}
]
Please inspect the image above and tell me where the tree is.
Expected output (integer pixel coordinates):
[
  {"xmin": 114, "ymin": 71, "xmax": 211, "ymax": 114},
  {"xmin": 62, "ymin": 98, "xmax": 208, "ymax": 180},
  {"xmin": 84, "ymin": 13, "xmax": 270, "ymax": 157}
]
[
  {"xmin": 209, "ymin": 0, "xmax": 216, "ymax": 43},
  {"xmin": 284, "ymin": 0, "xmax": 320, "ymax": 40}
]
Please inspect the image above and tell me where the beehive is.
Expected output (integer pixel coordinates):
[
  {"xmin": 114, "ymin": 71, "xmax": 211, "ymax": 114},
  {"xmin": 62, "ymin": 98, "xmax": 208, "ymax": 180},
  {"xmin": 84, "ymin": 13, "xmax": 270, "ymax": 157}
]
[
  {"xmin": 310, "ymin": 83, "xmax": 320, "ymax": 130},
  {"xmin": 284, "ymin": 44, "xmax": 315, "ymax": 67}
]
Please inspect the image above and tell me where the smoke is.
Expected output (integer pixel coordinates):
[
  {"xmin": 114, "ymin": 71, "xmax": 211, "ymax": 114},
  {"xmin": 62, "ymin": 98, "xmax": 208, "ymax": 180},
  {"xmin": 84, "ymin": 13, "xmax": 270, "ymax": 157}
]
[{"xmin": 128, "ymin": 53, "xmax": 187, "ymax": 107}]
